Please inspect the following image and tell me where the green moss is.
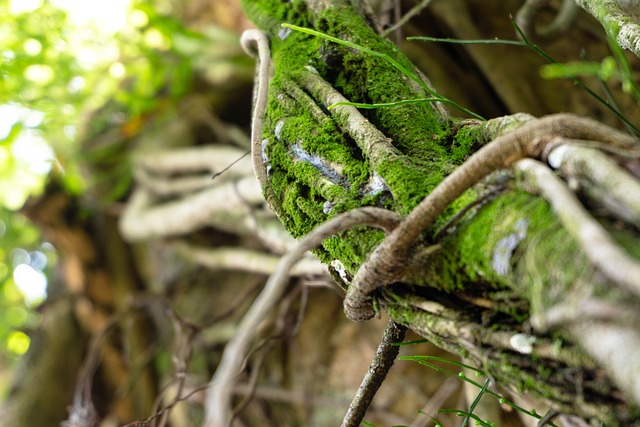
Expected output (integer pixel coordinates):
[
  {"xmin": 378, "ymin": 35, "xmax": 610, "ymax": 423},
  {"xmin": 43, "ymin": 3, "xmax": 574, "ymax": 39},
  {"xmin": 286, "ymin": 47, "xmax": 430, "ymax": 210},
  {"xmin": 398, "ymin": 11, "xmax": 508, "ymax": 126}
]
[
  {"xmin": 448, "ymin": 121, "xmax": 488, "ymax": 164},
  {"xmin": 243, "ymin": 0, "xmax": 487, "ymax": 272},
  {"xmin": 241, "ymin": 0, "xmax": 311, "ymax": 36},
  {"xmin": 414, "ymin": 191, "xmax": 584, "ymax": 296}
]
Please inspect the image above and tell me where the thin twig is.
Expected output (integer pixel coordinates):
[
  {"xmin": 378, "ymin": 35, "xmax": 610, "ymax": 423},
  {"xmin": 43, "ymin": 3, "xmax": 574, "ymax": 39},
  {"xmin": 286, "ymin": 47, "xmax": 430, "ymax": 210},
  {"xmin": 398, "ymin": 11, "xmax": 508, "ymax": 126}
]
[
  {"xmin": 381, "ymin": 0, "xmax": 434, "ymax": 39},
  {"xmin": 340, "ymin": 320, "xmax": 407, "ymax": 427}
]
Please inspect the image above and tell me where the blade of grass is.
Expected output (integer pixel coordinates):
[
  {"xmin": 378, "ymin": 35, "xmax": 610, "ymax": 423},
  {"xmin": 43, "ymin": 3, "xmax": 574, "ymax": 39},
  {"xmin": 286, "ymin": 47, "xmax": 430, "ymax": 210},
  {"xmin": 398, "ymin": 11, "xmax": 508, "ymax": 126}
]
[
  {"xmin": 400, "ymin": 355, "xmax": 485, "ymax": 375},
  {"xmin": 512, "ymin": 19, "xmax": 640, "ymax": 135},
  {"xmin": 409, "ymin": 22, "xmax": 640, "ymax": 135},
  {"xmin": 400, "ymin": 356, "xmax": 557, "ymax": 426},
  {"xmin": 408, "ymin": 36, "xmax": 527, "ymax": 47},
  {"xmin": 416, "ymin": 410, "xmax": 444, "ymax": 427},
  {"xmin": 281, "ymin": 23, "xmax": 484, "ymax": 120},
  {"xmin": 282, "ymin": 23, "xmax": 429, "ymax": 92},
  {"xmin": 438, "ymin": 409, "xmax": 494, "ymax": 427},
  {"xmin": 461, "ymin": 377, "xmax": 491, "ymax": 427}
]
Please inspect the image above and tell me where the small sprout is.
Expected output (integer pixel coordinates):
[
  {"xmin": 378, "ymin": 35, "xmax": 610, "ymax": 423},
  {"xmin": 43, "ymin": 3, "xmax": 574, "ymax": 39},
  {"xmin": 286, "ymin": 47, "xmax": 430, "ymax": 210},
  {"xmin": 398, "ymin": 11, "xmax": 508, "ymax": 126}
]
[{"xmin": 598, "ymin": 56, "xmax": 618, "ymax": 81}]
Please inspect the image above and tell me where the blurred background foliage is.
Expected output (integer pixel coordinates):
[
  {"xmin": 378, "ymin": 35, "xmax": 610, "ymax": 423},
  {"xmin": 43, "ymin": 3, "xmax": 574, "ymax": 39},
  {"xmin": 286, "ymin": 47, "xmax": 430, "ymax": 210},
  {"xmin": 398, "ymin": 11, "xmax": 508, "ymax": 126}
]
[{"xmin": 0, "ymin": 0, "xmax": 247, "ymax": 399}]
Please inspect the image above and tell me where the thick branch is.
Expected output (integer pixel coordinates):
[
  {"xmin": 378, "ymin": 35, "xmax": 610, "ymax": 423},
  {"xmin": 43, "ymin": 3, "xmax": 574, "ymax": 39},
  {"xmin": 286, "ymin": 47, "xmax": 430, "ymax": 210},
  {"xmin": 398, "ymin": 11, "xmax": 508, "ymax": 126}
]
[{"xmin": 575, "ymin": 0, "xmax": 640, "ymax": 58}]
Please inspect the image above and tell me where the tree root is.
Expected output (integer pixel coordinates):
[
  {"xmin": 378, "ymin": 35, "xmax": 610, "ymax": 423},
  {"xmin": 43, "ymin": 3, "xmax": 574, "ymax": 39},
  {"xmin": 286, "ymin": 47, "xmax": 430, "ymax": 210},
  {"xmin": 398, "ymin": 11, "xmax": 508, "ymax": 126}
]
[
  {"xmin": 516, "ymin": 158, "xmax": 640, "ymax": 297},
  {"xmin": 344, "ymin": 113, "xmax": 638, "ymax": 322},
  {"xmin": 545, "ymin": 141, "xmax": 640, "ymax": 228},
  {"xmin": 240, "ymin": 29, "xmax": 278, "ymax": 207},
  {"xmin": 515, "ymin": 0, "xmax": 579, "ymax": 42},
  {"xmin": 574, "ymin": 0, "xmax": 640, "ymax": 59},
  {"xmin": 232, "ymin": 24, "xmax": 640, "ymax": 424},
  {"xmin": 203, "ymin": 207, "xmax": 400, "ymax": 427}
]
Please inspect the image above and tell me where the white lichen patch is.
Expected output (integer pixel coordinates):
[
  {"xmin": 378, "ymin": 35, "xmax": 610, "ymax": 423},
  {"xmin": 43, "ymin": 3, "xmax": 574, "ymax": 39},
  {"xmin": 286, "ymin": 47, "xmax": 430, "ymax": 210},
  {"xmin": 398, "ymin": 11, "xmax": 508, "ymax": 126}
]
[
  {"xmin": 618, "ymin": 23, "xmax": 640, "ymax": 56},
  {"xmin": 274, "ymin": 120, "xmax": 285, "ymax": 141},
  {"xmin": 331, "ymin": 259, "xmax": 350, "ymax": 284},
  {"xmin": 290, "ymin": 142, "xmax": 348, "ymax": 186},
  {"xmin": 261, "ymin": 138, "xmax": 270, "ymax": 165},
  {"xmin": 363, "ymin": 171, "xmax": 389, "ymax": 196},
  {"xmin": 510, "ymin": 333, "xmax": 536, "ymax": 354},
  {"xmin": 278, "ymin": 26, "xmax": 292, "ymax": 40},
  {"xmin": 492, "ymin": 219, "xmax": 529, "ymax": 276},
  {"xmin": 323, "ymin": 200, "xmax": 335, "ymax": 214}
]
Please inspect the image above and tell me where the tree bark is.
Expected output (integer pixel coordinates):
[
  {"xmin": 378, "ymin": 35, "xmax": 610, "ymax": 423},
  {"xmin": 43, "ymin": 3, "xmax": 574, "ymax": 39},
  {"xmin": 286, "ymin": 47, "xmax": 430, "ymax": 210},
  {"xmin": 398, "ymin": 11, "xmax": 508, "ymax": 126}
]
[{"xmin": 240, "ymin": 0, "xmax": 640, "ymax": 424}]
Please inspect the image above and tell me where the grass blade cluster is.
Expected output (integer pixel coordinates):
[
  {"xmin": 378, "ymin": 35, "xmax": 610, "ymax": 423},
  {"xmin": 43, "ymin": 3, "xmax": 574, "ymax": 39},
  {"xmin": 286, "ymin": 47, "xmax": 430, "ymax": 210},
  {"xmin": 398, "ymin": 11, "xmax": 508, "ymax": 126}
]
[
  {"xmin": 400, "ymin": 355, "xmax": 558, "ymax": 427},
  {"xmin": 281, "ymin": 23, "xmax": 484, "ymax": 120}
]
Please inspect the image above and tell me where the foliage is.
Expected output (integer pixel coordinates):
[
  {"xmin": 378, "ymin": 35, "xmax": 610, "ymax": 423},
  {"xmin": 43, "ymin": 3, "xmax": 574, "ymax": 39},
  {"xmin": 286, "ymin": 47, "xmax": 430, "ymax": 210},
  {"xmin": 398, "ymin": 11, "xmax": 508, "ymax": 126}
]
[{"xmin": 0, "ymin": 0, "xmax": 207, "ymax": 390}]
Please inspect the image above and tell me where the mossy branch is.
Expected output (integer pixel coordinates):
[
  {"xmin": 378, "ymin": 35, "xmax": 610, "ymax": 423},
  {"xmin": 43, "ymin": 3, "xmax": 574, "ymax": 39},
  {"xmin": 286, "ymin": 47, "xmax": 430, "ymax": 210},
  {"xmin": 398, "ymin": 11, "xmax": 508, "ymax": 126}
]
[{"xmin": 235, "ymin": 0, "xmax": 640, "ymax": 423}]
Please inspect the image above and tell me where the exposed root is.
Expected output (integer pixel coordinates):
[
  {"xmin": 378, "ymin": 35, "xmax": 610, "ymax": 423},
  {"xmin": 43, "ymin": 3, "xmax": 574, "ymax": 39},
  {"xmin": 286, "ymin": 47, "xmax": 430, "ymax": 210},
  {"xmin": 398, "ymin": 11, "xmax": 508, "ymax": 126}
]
[
  {"xmin": 515, "ymin": 0, "xmax": 579, "ymax": 42},
  {"xmin": 515, "ymin": 158, "xmax": 640, "ymax": 300},
  {"xmin": 344, "ymin": 114, "xmax": 638, "ymax": 322},
  {"xmin": 240, "ymin": 30, "xmax": 272, "ymax": 195},
  {"xmin": 119, "ymin": 177, "xmax": 263, "ymax": 241},
  {"xmin": 298, "ymin": 68, "xmax": 405, "ymax": 173},
  {"xmin": 203, "ymin": 207, "xmax": 400, "ymax": 427},
  {"xmin": 546, "ymin": 141, "xmax": 640, "ymax": 228},
  {"xmin": 574, "ymin": 0, "xmax": 640, "ymax": 59}
]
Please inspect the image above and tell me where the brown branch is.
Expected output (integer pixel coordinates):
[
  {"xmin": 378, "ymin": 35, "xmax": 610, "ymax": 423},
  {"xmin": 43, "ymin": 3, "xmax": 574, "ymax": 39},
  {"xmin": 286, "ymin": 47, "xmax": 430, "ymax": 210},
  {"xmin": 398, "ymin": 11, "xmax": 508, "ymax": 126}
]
[
  {"xmin": 344, "ymin": 114, "xmax": 639, "ymax": 322},
  {"xmin": 340, "ymin": 320, "xmax": 407, "ymax": 427}
]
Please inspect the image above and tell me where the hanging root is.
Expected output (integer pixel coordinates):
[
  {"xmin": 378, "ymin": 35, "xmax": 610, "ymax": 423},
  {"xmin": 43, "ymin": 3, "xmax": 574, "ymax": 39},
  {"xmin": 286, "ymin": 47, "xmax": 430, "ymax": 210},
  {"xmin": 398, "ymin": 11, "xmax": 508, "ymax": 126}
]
[
  {"xmin": 515, "ymin": 0, "xmax": 579, "ymax": 42},
  {"xmin": 343, "ymin": 113, "xmax": 639, "ymax": 322},
  {"xmin": 240, "ymin": 29, "xmax": 280, "ymax": 210},
  {"xmin": 203, "ymin": 207, "xmax": 400, "ymax": 427}
]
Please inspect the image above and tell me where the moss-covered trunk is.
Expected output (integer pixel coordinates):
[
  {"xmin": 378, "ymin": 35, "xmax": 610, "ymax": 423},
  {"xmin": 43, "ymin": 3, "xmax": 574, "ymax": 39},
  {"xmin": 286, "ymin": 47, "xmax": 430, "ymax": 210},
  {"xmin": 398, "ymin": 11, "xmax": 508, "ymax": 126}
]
[{"xmin": 241, "ymin": 0, "xmax": 640, "ymax": 424}]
